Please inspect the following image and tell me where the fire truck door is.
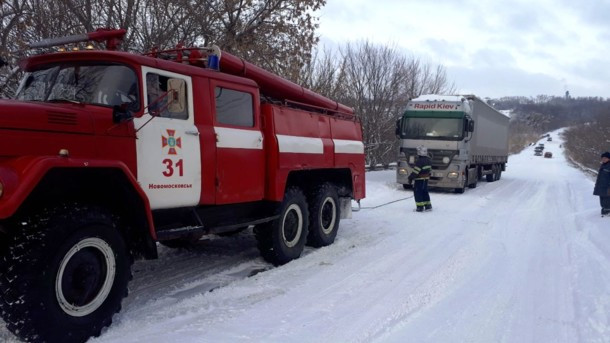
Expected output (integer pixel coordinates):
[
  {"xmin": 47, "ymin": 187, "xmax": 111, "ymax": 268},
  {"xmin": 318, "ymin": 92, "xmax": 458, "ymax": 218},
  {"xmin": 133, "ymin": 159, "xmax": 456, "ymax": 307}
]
[
  {"xmin": 134, "ymin": 67, "xmax": 202, "ymax": 210},
  {"xmin": 212, "ymin": 84, "xmax": 264, "ymax": 204}
]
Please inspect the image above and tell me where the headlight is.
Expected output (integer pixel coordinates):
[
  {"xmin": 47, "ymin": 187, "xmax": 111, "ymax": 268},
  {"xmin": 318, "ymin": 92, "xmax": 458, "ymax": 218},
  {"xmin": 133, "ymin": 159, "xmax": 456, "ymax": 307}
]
[
  {"xmin": 398, "ymin": 168, "xmax": 408, "ymax": 175},
  {"xmin": 443, "ymin": 156, "xmax": 450, "ymax": 164},
  {"xmin": 408, "ymin": 156, "xmax": 415, "ymax": 164},
  {"xmin": 447, "ymin": 172, "xmax": 459, "ymax": 179}
]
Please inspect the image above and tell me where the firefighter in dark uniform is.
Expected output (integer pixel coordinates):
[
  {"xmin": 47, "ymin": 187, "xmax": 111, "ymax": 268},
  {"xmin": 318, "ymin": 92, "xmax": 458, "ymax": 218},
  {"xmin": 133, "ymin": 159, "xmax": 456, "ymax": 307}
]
[
  {"xmin": 594, "ymin": 151, "xmax": 610, "ymax": 216},
  {"xmin": 408, "ymin": 145, "xmax": 432, "ymax": 212}
]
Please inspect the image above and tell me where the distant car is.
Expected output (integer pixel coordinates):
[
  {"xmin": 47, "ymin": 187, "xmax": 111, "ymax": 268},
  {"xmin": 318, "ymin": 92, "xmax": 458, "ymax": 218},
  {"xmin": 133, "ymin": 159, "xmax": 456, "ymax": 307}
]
[
  {"xmin": 535, "ymin": 151, "xmax": 543, "ymax": 156},
  {"xmin": 547, "ymin": 137, "xmax": 552, "ymax": 141},
  {"xmin": 544, "ymin": 152, "xmax": 552, "ymax": 158},
  {"xmin": 538, "ymin": 143, "xmax": 545, "ymax": 148}
]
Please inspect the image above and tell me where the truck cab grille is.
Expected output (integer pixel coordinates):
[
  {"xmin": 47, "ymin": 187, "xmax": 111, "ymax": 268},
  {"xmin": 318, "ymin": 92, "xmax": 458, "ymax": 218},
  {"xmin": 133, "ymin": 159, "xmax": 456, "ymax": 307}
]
[{"xmin": 401, "ymin": 148, "xmax": 458, "ymax": 170}]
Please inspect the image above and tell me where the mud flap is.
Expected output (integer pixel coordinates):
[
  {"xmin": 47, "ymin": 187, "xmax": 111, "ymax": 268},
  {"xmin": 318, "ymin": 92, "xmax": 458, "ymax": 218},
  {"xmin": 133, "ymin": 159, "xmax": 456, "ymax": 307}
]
[{"xmin": 340, "ymin": 197, "xmax": 354, "ymax": 219}]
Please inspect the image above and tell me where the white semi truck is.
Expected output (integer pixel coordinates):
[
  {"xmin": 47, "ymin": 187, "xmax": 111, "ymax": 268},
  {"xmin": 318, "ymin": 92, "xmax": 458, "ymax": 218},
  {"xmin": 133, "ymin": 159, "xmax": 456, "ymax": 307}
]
[{"xmin": 396, "ymin": 95, "xmax": 509, "ymax": 193}]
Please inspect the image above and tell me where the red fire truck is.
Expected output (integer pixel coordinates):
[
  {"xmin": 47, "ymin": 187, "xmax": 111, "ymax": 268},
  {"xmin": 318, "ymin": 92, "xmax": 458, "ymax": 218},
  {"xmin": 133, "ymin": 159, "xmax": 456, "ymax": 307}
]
[{"xmin": 0, "ymin": 29, "xmax": 365, "ymax": 342}]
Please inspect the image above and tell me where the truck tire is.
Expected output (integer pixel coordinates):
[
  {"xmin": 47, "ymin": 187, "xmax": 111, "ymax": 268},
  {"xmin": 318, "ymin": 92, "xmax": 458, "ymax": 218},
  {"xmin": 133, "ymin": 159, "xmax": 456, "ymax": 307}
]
[
  {"xmin": 486, "ymin": 167, "xmax": 494, "ymax": 182},
  {"xmin": 0, "ymin": 205, "xmax": 132, "ymax": 343},
  {"xmin": 254, "ymin": 187, "xmax": 309, "ymax": 266},
  {"xmin": 307, "ymin": 183, "xmax": 340, "ymax": 247},
  {"xmin": 455, "ymin": 175, "xmax": 467, "ymax": 193}
]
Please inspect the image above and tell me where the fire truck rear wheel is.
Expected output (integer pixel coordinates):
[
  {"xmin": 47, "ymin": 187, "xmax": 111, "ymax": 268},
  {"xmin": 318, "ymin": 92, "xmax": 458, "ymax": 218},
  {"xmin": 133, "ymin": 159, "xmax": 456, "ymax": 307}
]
[
  {"xmin": 255, "ymin": 187, "xmax": 309, "ymax": 266},
  {"xmin": 0, "ymin": 204, "xmax": 132, "ymax": 343},
  {"xmin": 307, "ymin": 183, "xmax": 340, "ymax": 247}
]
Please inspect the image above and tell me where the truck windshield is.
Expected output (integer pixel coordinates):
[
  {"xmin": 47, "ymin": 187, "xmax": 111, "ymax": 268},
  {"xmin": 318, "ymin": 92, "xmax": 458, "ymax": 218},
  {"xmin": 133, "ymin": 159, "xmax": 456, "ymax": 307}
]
[
  {"xmin": 400, "ymin": 113, "xmax": 464, "ymax": 140},
  {"xmin": 16, "ymin": 63, "xmax": 139, "ymax": 110}
]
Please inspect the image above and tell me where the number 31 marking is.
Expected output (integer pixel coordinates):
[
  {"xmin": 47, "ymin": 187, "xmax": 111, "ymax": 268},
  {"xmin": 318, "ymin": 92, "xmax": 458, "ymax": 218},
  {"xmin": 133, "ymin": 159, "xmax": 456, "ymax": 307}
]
[{"xmin": 162, "ymin": 159, "xmax": 184, "ymax": 177}]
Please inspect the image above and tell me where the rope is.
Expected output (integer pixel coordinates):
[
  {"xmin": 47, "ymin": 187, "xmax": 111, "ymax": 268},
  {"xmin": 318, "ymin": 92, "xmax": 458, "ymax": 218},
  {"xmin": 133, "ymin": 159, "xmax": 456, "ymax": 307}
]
[{"xmin": 359, "ymin": 196, "xmax": 413, "ymax": 210}]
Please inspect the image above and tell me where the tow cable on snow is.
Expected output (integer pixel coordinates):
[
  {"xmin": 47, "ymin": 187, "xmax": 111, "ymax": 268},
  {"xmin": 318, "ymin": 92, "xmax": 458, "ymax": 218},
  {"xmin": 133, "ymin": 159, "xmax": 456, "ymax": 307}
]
[{"xmin": 355, "ymin": 196, "xmax": 413, "ymax": 210}]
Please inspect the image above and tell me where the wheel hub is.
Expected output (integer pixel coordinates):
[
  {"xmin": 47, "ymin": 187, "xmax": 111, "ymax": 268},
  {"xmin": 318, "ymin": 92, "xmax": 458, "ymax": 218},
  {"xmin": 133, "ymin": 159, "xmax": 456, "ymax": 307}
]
[
  {"xmin": 282, "ymin": 204, "xmax": 303, "ymax": 248},
  {"xmin": 56, "ymin": 237, "xmax": 116, "ymax": 317},
  {"xmin": 320, "ymin": 197, "xmax": 337, "ymax": 234}
]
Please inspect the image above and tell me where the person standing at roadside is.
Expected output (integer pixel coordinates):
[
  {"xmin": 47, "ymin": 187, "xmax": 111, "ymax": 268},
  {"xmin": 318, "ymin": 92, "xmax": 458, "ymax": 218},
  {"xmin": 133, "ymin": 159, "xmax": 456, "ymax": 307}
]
[
  {"xmin": 408, "ymin": 145, "xmax": 432, "ymax": 212},
  {"xmin": 594, "ymin": 151, "xmax": 610, "ymax": 216}
]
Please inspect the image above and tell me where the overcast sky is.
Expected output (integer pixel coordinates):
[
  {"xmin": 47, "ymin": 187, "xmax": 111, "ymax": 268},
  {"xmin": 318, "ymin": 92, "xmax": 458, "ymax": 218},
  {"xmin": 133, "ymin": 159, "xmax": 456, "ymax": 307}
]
[{"xmin": 316, "ymin": 0, "xmax": 610, "ymax": 99}]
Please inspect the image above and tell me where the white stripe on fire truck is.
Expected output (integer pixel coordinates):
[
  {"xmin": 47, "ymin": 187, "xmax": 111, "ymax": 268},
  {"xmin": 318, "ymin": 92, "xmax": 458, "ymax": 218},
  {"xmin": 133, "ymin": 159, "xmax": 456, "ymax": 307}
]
[
  {"xmin": 214, "ymin": 127, "xmax": 263, "ymax": 149},
  {"xmin": 333, "ymin": 139, "xmax": 365, "ymax": 154},
  {"xmin": 276, "ymin": 135, "xmax": 324, "ymax": 154}
]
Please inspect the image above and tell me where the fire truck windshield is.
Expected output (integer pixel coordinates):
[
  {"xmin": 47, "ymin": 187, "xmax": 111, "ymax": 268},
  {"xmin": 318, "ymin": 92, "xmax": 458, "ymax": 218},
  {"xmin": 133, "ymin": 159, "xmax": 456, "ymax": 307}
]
[{"xmin": 16, "ymin": 63, "xmax": 139, "ymax": 110}]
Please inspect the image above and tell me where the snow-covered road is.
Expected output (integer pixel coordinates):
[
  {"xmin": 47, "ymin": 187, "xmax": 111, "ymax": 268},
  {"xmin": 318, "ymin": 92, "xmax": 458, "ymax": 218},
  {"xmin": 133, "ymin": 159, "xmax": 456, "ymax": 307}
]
[{"xmin": 3, "ymin": 129, "xmax": 609, "ymax": 343}]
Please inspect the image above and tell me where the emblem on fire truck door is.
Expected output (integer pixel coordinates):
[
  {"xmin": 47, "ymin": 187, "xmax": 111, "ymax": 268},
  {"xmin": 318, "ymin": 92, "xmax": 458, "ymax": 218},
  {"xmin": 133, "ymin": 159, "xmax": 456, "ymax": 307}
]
[
  {"xmin": 162, "ymin": 129, "xmax": 182, "ymax": 155},
  {"xmin": 161, "ymin": 129, "xmax": 184, "ymax": 177}
]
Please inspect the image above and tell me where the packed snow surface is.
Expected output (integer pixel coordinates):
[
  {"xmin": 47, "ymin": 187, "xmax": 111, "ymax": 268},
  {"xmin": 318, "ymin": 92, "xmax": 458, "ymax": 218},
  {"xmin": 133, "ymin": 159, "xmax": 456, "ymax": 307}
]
[{"xmin": 2, "ymin": 129, "xmax": 610, "ymax": 342}]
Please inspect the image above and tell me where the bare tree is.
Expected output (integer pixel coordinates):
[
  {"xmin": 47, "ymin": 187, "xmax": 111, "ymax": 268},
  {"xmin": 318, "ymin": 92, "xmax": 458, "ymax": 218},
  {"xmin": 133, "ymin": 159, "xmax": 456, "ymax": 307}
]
[
  {"xmin": 300, "ymin": 41, "xmax": 455, "ymax": 166},
  {"xmin": 0, "ymin": 0, "xmax": 324, "ymax": 96}
]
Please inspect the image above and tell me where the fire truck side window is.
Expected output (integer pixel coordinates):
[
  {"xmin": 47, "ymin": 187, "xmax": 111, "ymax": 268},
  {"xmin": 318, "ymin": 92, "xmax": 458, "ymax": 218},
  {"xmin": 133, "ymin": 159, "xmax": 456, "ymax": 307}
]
[
  {"xmin": 146, "ymin": 73, "xmax": 188, "ymax": 120},
  {"xmin": 214, "ymin": 87, "xmax": 254, "ymax": 127}
]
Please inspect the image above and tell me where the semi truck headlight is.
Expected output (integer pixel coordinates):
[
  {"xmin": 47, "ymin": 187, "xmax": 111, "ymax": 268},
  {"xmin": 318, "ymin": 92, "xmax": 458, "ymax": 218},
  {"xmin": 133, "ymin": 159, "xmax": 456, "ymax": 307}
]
[
  {"xmin": 398, "ymin": 168, "xmax": 408, "ymax": 175},
  {"xmin": 443, "ymin": 157, "xmax": 450, "ymax": 164},
  {"xmin": 447, "ymin": 172, "xmax": 459, "ymax": 179}
]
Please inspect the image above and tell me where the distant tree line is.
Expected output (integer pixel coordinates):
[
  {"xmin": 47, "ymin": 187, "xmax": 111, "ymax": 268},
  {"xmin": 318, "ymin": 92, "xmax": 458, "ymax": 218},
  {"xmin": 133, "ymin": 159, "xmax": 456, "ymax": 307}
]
[
  {"xmin": 563, "ymin": 109, "xmax": 610, "ymax": 172},
  {"xmin": 494, "ymin": 95, "xmax": 610, "ymax": 169},
  {"xmin": 0, "ymin": 0, "xmax": 455, "ymax": 167}
]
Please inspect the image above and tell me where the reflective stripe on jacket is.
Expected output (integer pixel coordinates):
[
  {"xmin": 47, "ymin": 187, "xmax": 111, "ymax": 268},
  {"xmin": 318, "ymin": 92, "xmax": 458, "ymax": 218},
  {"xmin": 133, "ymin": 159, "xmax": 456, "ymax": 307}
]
[{"xmin": 410, "ymin": 156, "xmax": 432, "ymax": 180}]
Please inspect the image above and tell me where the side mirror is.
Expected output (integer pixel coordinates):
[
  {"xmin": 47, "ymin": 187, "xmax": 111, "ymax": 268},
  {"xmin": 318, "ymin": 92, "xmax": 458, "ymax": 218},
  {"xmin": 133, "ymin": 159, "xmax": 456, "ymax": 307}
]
[
  {"xmin": 112, "ymin": 104, "xmax": 134, "ymax": 123},
  {"xmin": 468, "ymin": 120, "xmax": 475, "ymax": 132},
  {"xmin": 167, "ymin": 78, "xmax": 186, "ymax": 113},
  {"xmin": 395, "ymin": 118, "xmax": 402, "ymax": 136}
]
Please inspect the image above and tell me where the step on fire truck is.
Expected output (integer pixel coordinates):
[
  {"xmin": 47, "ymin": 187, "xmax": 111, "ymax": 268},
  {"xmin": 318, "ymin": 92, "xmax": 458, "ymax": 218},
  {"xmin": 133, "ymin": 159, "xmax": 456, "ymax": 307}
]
[{"xmin": 0, "ymin": 29, "xmax": 365, "ymax": 342}]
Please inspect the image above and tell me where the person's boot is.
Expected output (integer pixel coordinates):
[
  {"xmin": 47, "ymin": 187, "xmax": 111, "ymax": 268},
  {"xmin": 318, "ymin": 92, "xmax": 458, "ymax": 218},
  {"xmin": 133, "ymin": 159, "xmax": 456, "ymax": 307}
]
[
  {"xmin": 425, "ymin": 204, "xmax": 432, "ymax": 211},
  {"xmin": 416, "ymin": 206, "xmax": 424, "ymax": 212}
]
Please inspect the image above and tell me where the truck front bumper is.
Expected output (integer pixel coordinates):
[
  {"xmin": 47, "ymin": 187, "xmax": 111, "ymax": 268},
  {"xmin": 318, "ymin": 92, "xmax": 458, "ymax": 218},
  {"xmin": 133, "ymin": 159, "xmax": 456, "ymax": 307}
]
[{"xmin": 397, "ymin": 162, "xmax": 464, "ymax": 189}]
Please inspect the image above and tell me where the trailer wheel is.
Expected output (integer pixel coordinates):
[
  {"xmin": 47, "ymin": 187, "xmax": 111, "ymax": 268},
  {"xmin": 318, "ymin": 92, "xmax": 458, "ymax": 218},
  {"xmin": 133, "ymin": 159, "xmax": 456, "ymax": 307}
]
[
  {"xmin": 0, "ymin": 205, "xmax": 132, "ymax": 343},
  {"xmin": 486, "ymin": 167, "xmax": 495, "ymax": 182},
  {"xmin": 496, "ymin": 168, "xmax": 502, "ymax": 181},
  {"xmin": 255, "ymin": 187, "xmax": 309, "ymax": 266},
  {"xmin": 307, "ymin": 183, "xmax": 340, "ymax": 247}
]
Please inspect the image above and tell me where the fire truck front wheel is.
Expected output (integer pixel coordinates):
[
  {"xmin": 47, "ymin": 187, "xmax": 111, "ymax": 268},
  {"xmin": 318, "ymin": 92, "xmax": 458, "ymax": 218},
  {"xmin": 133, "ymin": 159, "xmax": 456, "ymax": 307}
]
[
  {"xmin": 255, "ymin": 187, "xmax": 309, "ymax": 266},
  {"xmin": 307, "ymin": 183, "xmax": 340, "ymax": 247},
  {"xmin": 0, "ymin": 204, "xmax": 132, "ymax": 343}
]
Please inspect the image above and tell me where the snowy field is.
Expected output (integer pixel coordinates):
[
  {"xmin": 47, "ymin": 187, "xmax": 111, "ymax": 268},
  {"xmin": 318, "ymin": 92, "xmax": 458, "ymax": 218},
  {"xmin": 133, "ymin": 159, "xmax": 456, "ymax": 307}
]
[{"xmin": 2, "ymin": 129, "xmax": 610, "ymax": 342}]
